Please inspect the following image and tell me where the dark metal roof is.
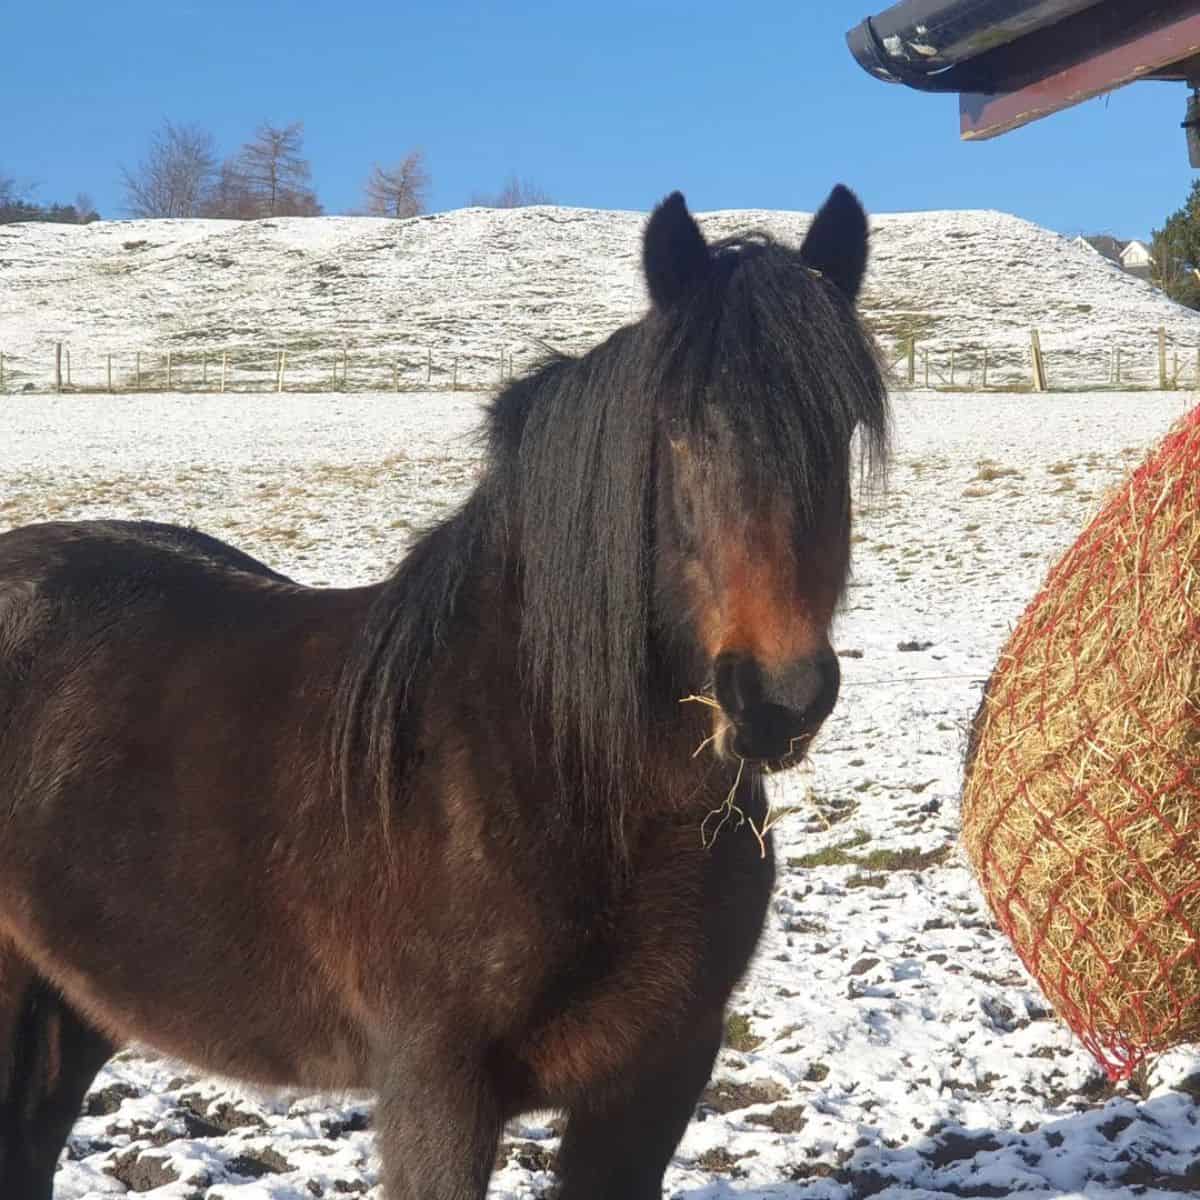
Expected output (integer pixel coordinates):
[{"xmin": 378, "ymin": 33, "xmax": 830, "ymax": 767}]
[
  {"xmin": 847, "ymin": 0, "xmax": 1200, "ymax": 140},
  {"xmin": 847, "ymin": 0, "xmax": 1105, "ymax": 86},
  {"xmin": 848, "ymin": 0, "xmax": 1200, "ymax": 95}
]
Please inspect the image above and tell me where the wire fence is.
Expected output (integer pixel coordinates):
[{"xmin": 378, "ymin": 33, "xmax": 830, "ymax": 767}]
[
  {"xmin": 2, "ymin": 327, "xmax": 1199, "ymax": 395},
  {"xmin": 886, "ymin": 326, "xmax": 1200, "ymax": 393},
  {"xmin": 0, "ymin": 342, "xmax": 529, "ymax": 395}
]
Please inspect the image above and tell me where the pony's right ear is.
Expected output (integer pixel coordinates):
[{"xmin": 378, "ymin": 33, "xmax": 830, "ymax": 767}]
[
  {"xmin": 643, "ymin": 191, "xmax": 709, "ymax": 309},
  {"xmin": 800, "ymin": 185, "xmax": 869, "ymax": 302}
]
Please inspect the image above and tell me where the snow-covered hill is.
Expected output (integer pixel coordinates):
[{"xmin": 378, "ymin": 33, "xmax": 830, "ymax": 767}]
[{"xmin": 1, "ymin": 205, "xmax": 1196, "ymax": 393}]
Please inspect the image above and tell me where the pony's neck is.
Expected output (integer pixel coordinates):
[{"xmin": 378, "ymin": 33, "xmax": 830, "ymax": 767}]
[{"xmin": 419, "ymin": 490, "xmax": 731, "ymax": 839}]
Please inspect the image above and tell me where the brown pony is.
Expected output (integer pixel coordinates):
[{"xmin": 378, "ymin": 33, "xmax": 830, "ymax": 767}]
[{"xmin": 0, "ymin": 189, "xmax": 888, "ymax": 1198}]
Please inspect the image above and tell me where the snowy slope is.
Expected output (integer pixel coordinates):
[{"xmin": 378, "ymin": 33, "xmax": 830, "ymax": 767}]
[
  {"xmin": 1, "ymin": 205, "xmax": 1197, "ymax": 392},
  {"xmin": 3, "ymin": 388, "xmax": 1200, "ymax": 1199}
]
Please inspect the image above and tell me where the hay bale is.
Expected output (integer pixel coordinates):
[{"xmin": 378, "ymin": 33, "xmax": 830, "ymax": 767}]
[{"xmin": 962, "ymin": 406, "xmax": 1200, "ymax": 1080}]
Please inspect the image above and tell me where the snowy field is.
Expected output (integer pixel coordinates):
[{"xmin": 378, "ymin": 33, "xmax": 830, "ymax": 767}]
[{"xmin": 4, "ymin": 388, "xmax": 1200, "ymax": 1199}]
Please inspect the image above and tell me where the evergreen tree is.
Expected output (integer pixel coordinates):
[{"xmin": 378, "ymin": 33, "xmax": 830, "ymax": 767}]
[{"xmin": 1152, "ymin": 180, "xmax": 1200, "ymax": 310}]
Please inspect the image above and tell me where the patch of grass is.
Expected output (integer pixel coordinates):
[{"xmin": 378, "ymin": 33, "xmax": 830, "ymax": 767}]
[
  {"xmin": 974, "ymin": 462, "xmax": 1022, "ymax": 482},
  {"xmin": 804, "ymin": 1061, "xmax": 830, "ymax": 1083},
  {"xmin": 908, "ymin": 456, "xmax": 947, "ymax": 477},
  {"xmin": 724, "ymin": 1012, "xmax": 764, "ymax": 1053},
  {"xmin": 694, "ymin": 1147, "xmax": 751, "ymax": 1176},
  {"xmin": 746, "ymin": 1104, "xmax": 807, "ymax": 1133},
  {"xmin": 856, "ymin": 844, "xmax": 955, "ymax": 871},
  {"xmin": 805, "ymin": 793, "xmax": 859, "ymax": 829},
  {"xmin": 846, "ymin": 872, "xmax": 887, "ymax": 889},
  {"xmin": 865, "ymin": 311, "xmax": 936, "ymax": 341},
  {"xmin": 787, "ymin": 829, "xmax": 871, "ymax": 869},
  {"xmin": 499, "ymin": 1141, "xmax": 557, "ymax": 1173},
  {"xmin": 701, "ymin": 1079, "xmax": 786, "ymax": 1113}
]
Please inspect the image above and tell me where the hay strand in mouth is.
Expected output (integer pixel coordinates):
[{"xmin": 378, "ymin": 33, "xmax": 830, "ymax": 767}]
[
  {"xmin": 683, "ymin": 691, "xmax": 809, "ymax": 857},
  {"xmin": 701, "ymin": 756, "xmax": 747, "ymax": 849}
]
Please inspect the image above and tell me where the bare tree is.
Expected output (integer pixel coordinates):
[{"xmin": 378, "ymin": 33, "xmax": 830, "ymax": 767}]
[
  {"xmin": 0, "ymin": 172, "xmax": 32, "ymax": 223},
  {"xmin": 470, "ymin": 173, "xmax": 552, "ymax": 208},
  {"xmin": 364, "ymin": 151, "xmax": 429, "ymax": 218},
  {"xmin": 0, "ymin": 171, "xmax": 20, "ymax": 207},
  {"xmin": 74, "ymin": 192, "xmax": 99, "ymax": 223},
  {"xmin": 121, "ymin": 121, "xmax": 218, "ymax": 218},
  {"xmin": 203, "ymin": 160, "xmax": 260, "ymax": 220},
  {"xmin": 235, "ymin": 121, "xmax": 321, "ymax": 217}
]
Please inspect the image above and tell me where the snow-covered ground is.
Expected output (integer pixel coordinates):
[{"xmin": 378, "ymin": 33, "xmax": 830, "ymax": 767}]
[
  {"xmin": 3, "ymin": 387, "xmax": 1199, "ymax": 1199},
  {"xmin": 2, "ymin": 207, "xmax": 1197, "ymax": 394}
]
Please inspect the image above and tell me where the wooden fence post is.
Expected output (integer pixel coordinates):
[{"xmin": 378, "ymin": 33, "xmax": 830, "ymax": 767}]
[
  {"xmin": 949, "ymin": 349, "xmax": 956, "ymax": 387},
  {"xmin": 1159, "ymin": 327, "xmax": 1168, "ymax": 390},
  {"xmin": 107, "ymin": 354, "xmax": 112, "ymax": 393},
  {"xmin": 54, "ymin": 343, "xmax": 62, "ymax": 393},
  {"xmin": 906, "ymin": 337, "xmax": 916, "ymax": 386},
  {"xmin": 427, "ymin": 347, "xmax": 432, "ymax": 383},
  {"xmin": 1115, "ymin": 346, "xmax": 1122, "ymax": 385},
  {"xmin": 923, "ymin": 349, "xmax": 929, "ymax": 389},
  {"xmin": 982, "ymin": 347, "xmax": 989, "ymax": 389},
  {"xmin": 453, "ymin": 357, "xmax": 458, "ymax": 389},
  {"xmin": 221, "ymin": 351, "xmax": 228, "ymax": 393},
  {"xmin": 277, "ymin": 350, "xmax": 286, "ymax": 393},
  {"xmin": 167, "ymin": 351, "xmax": 173, "ymax": 390},
  {"xmin": 202, "ymin": 355, "xmax": 208, "ymax": 387},
  {"xmin": 136, "ymin": 351, "xmax": 141, "ymax": 390},
  {"xmin": 1030, "ymin": 329, "xmax": 1046, "ymax": 392},
  {"xmin": 342, "ymin": 344, "xmax": 349, "ymax": 388}
]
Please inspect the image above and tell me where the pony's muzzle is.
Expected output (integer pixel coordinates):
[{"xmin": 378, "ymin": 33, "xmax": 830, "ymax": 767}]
[{"xmin": 713, "ymin": 648, "xmax": 840, "ymax": 764}]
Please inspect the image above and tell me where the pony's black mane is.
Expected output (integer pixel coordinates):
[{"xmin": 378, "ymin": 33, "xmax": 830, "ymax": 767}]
[{"xmin": 330, "ymin": 231, "xmax": 889, "ymax": 849}]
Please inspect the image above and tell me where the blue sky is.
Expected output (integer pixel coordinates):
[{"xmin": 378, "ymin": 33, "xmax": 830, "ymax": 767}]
[{"xmin": 2, "ymin": 0, "xmax": 1194, "ymax": 237}]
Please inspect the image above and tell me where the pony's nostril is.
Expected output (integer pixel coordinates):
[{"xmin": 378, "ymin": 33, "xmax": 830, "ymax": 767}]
[
  {"xmin": 713, "ymin": 651, "xmax": 764, "ymax": 718},
  {"xmin": 775, "ymin": 660, "xmax": 822, "ymax": 716},
  {"xmin": 772, "ymin": 652, "xmax": 840, "ymax": 725}
]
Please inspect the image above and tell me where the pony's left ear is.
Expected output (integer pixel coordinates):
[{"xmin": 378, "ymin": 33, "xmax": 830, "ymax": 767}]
[
  {"xmin": 644, "ymin": 191, "xmax": 710, "ymax": 309},
  {"xmin": 800, "ymin": 185, "xmax": 869, "ymax": 303}
]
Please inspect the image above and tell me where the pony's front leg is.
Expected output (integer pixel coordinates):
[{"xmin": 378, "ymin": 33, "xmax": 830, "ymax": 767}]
[
  {"xmin": 555, "ymin": 1010, "xmax": 724, "ymax": 1200},
  {"xmin": 373, "ymin": 1041, "xmax": 502, "ymax": 1200}
]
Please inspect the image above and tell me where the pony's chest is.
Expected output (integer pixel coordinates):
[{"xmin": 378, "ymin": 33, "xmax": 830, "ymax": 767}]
[{"xmin": 522, "ymin": 823, "xmax": 773, "ymax": 1103}]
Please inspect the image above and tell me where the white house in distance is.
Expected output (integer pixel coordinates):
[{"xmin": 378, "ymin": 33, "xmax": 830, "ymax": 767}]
[
  {"xmin": 1119, "ymin": 239, "xmax": 1153, "ymax": 277},
  {"xmin": 1075, "ymin": 234, "xmax": 1155, "ymax": 280}
]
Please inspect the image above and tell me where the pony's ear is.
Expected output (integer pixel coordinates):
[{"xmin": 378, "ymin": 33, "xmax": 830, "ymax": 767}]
[
  {"xmin": 800, "ymin": 185, "xmax": 869, "ymax": 303},
  {"xmin": 643, "ymin": 191, "xmax": 709, "ymax": 309}
]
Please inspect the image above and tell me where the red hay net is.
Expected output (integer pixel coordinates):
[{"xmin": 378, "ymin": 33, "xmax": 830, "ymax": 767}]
[{"xmin": 963, "ymin": 405, "xmax": 1200, "ymax": 1082}]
